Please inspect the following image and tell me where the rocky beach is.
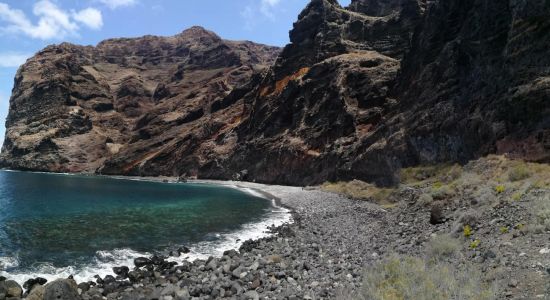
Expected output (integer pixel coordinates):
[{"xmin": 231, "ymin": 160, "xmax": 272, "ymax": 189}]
[{"xmin": 2, "ymin": 156, "xmax": 548, "ymax": 300}]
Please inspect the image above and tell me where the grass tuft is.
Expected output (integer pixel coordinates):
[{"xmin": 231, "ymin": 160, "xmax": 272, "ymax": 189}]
[
  {"xmin": 356, "ymin": 255, "xmax": 496, "ymax": 300},
  {"xmin": 469, "ymin": 239, "xmax": 480, "ymax": 249},
  {"xmin": 508, "ymin": 164, "xmax": 531, "ymax": 182},
  {"xmin": 426, "ymin": 235, "xmax": 460, "ymax": 261}
]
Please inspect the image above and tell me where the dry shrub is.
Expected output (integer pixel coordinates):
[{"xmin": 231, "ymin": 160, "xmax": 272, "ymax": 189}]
[
  {"xmin": 266, "ymin": 255, "xmax": 282, "ymax": 264},
  {"xmin": 431, "ymin": 184, "xmax": 454, "ymax": 200},
  {"xmin": 356, "ymin": 255, "xmax": 496, "ymax": 300},
  {"xmin": 400, "ymin": 164, "xmax": 462, "ymax": 185},
  {"xmin": 535, "ymin": 193, "xmax": 550, "ymax": 231},
  {"xmin": 508, "ymin": 164, "xmax": 531, "ymax": 182},
  {"xmin": 417, "ymin": 193, "xmax": 434, "ymax": 207},
  {"xmin": 321, "ymin": 180, "xmax": 395, "ymax": 205},
  {"xmin": 426, "ymin": 235, "xmax": 461, "ymax": 261}
]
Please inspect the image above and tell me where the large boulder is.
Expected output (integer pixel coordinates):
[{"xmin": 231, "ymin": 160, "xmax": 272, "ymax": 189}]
[
  {"xmin": 43, "ymin": 279, "xmax": 80, "ymax": 300},
  {"xmin": 0, "ymin": 280, "xmax": 23, "ymax": 298},
  {"xmin": 26, "ymin": 285, "xmax": 45, "ymax": 300}
]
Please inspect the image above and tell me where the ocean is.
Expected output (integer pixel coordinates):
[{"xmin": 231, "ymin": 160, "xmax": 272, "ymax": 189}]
[{"xmin": 0, "ymin": 170, "xmax": 289, "ymax": 284}]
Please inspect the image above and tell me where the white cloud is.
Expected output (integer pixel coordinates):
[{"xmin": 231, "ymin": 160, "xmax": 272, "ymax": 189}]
[
  {"xmin": 0, "ymin": 1, "xmax": 103, "ymax": 40},
  {"xmin": 0, "ymin": 52, "xmax": 32, "ymax": 68},
  {"xmin": 72, "ymin": 8, "xmax": 102, "ymax": 30},
  {"xmin": 97, "ymin": 0, "xmax": 137, "ymax": 10},
  {"xmin": 241, "ymin": 5, "xmax": 255, "ymax": 30},
  {"xmin": 260, "ymin": 0, "xmax": 281, "ymax": 19},
  {"xmin": 241, "ymin": 0, "xmax": 282, "ymax": 29}
]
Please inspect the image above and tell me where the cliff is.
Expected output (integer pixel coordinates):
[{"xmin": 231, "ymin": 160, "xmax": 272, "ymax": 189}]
[
  {"xmin": 1, "ymin": 27, "xmax": 279, "ymax": 174},
  {"xmin": 1, "ymin": 0, "xmax": 548, "ymax": 185}
]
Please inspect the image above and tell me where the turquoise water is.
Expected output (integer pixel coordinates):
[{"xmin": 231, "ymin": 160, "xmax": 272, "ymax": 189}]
[{"xmin": 0, "ymin": 171, "xmax": 287, "ymax": 283}]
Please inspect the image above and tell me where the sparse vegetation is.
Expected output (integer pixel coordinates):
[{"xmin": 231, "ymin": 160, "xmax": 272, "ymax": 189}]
[
  {"xmin": 508, "ymin": 165, "xmax": 531, "ymax": 182},
  {"xmin": 535, "ymin": 194, "xmax": 550, "ymax": 231},
  {"xmin": 417, "ymin": 193, "xmax": 434, "ymax": 207},
  {"xmin": 431, "ymin": 184, "xmax": 454, "ymax": 200},
  {"xmin": 321, "ymin": 180, "xmax": 395, "ymax": 206},
  {"xmin": 515, "ymin": 223, "xmax": 525, "ymax": 230},
  {"xmin": 426, "ymin": 235, "xmax": 460, "ymax": 261},
  {"xmin": 326, "ymin": 156, "xmax": 548, "ymax": 299},
  {"xmin": 463, "ymin": 225, "xmax": 473, "ymax": 238},
  {"xmin": 495, "ymin": 185, "xmax": 506, "ymax": 194},
  {"xmin": 400, "ymin": 164, "xmax": 462, "ymax": 185},
  {"xmin": 356, "ymin": 255, "xmax": 496, "ymax": 300}
]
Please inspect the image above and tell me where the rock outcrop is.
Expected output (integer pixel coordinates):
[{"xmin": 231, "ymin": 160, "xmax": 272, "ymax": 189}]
[{"xmin": 1, "ymin": 0, "xmax": 548, "ymax": 185}]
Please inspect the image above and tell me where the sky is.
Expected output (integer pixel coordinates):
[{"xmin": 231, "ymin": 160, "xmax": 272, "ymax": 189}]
[{"xmin": 0, "ymin": 0, "xmax": 353, "ymax": 141}]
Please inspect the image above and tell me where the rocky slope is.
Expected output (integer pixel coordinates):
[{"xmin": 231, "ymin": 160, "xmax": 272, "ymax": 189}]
[
  {"xmin": 3, "ymin": 156, "xmax": 548, "ymax": 299},
  {"xmin": 1, "ymin": 0, "xmax": 549, "ymax": 185}
]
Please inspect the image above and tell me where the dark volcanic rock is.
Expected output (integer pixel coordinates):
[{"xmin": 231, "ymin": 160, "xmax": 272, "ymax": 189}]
[
  {"xmin": 1, "ymin": 1, "xmax": 549, "ymax": 185},
  {"xmin": 134, "ymin": 257, "xmax": 152, "ymax": 268},
  {"xmin": 23, "ymin": 277, "xmax": 47, "ymax": 292},
  {"xmin": 395, "ymin": 0, "xmax": 550, "ymax": 165}
]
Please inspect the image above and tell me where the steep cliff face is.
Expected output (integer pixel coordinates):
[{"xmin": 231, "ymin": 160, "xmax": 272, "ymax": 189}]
[
  {"xmin": 0, "ymin": 27, "xmax": 279, "ymax": 173},
  {"xmin": 1, "ymin": 0, "xmax": 548, "ymax": 185},
  {"xmin": 201, "ymin": 0, "xmax": 427, "ymax": 185},
  {"xmin": 396, "ymin": 0, "xmax": 550, "ymax": 164},
  {"xmin": 208, "ymin": 0, "xmax": 549, "ymax": 185}
]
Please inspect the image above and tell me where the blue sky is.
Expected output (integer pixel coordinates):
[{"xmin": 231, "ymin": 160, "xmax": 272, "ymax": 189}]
[{"xmin": 0, "ymin": 0, "xmax": 353, "ymax": 141}]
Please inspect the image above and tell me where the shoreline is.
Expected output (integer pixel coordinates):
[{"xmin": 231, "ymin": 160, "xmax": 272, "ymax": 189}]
[
  {"xmin": 0, "ymin": 172, "xmax": 301, "ymax": 289},
  {"xmin": 2, "ymin": 165, "xmax": 548, "ymax": 299},
  {"xmin": 2, "ymin": 170, "xmax": 370, "ymax": 299}
]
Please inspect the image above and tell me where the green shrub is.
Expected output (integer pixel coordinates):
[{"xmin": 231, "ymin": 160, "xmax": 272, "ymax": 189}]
[
  {"xmin": 356, "ymin": 255, "xmax": 496, "ymax": 300},
  {"xmin": 463, "ymin": 225, "xmax": 473, "ymax": 238},
  {"xmin": 495, "ymin": 185, "xmax": 506, "ymax": 194}
]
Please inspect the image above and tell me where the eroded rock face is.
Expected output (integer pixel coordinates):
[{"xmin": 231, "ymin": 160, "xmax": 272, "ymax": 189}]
[
  {"xmin": 396, "ymin": 0, "xmax": 550, "ymax": 165},
  {"xmin": 0, "ymin": 27, "xmax": 279, "ymax": 174},
  {"xmin": 202, "ymin": 0, "xmax": 427, "ymax": 185},
  {"xmin": 1, "ymin": 0, "xmax": 548, "ymax": 185}
]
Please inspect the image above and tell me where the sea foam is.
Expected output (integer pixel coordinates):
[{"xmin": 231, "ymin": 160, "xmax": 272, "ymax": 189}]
[{"xmin": 0, "ymin": 191, "xmax": 291, "ymax": 285}]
